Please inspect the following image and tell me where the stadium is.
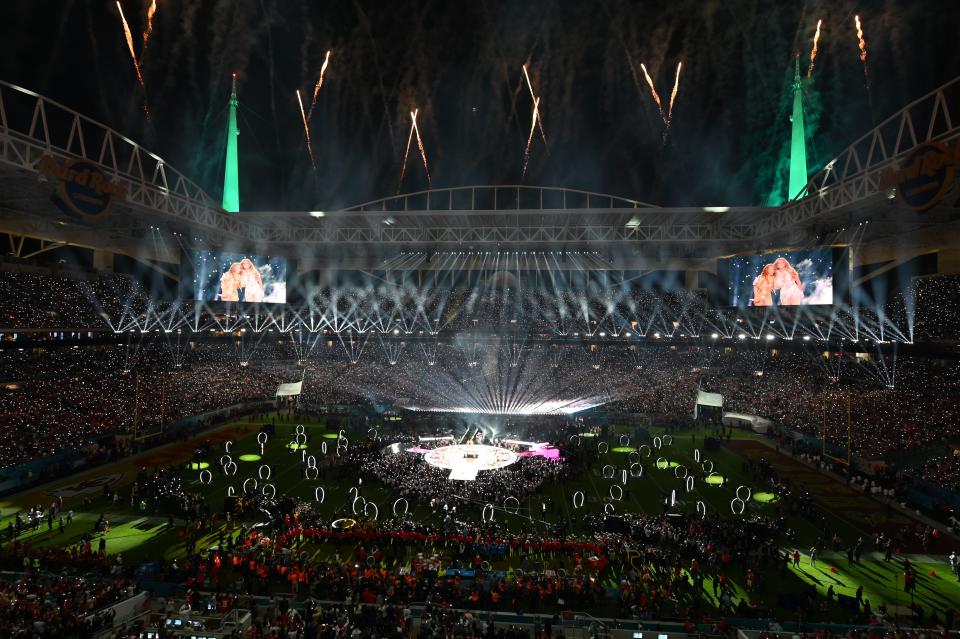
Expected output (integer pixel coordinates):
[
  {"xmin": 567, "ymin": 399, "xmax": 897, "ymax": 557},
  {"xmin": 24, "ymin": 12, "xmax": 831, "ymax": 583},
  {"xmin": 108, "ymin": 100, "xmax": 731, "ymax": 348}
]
[{"xmin": 0, "ymin": 2, "xmax": 959, "ymax": 638}]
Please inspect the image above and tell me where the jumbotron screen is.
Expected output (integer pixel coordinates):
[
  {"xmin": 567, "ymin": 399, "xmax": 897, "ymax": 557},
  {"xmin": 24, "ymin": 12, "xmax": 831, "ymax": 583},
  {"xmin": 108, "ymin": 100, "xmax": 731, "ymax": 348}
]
[
  {"xmin": 191, "ymin": 250, "xmax": 288, "ymax": 304},
  {"xmin": 728, "ymin": 249, "xmax": 833, "ymax": 307}
]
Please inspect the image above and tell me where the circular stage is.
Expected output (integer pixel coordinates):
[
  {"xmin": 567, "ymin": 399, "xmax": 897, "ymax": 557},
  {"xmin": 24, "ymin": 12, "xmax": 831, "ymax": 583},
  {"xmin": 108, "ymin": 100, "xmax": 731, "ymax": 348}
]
[{"xmin": 423, "ymin": 444, "xmax": 519, "ymax": 480}]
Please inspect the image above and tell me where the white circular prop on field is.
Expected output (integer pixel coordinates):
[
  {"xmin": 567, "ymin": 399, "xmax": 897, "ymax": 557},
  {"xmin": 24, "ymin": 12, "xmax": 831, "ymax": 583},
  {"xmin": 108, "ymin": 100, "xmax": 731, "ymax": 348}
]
[
  {"xmin": 572, "ymin": 491, "xmax": 585, "ymax": 509},
  {"xmin": 364, "ymin": 501, "xmax": 379, "ymax": 520}
]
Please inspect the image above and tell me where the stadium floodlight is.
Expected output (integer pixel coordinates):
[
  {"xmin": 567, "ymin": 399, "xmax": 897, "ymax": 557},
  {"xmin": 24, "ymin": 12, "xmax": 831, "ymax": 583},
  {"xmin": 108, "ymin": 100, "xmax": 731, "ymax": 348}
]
[
  {"xmin": 765, "ymin": 334, "xmax": 775, "ymax": 340},
  {"xmin": 738, "ymin": 334, "xmax": 747, "ymax": 340},
  {"xmin": 711, "ymin": 333, "xmax": 719, "ymax": 339},
  {"xmin": 803, "ymin": 335, "xmax": 811, "ymax": 341},
  {"xmin": 309, "ymin": 210, "xmax": 326, "ymax": 218}
]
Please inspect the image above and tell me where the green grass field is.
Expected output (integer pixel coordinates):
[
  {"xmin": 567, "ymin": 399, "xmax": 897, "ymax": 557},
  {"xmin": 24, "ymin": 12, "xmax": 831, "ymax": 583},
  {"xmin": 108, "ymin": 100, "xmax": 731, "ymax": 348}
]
[{"xmin": 2, "ymin": 413, "xmax": 958, "ymax": 621}]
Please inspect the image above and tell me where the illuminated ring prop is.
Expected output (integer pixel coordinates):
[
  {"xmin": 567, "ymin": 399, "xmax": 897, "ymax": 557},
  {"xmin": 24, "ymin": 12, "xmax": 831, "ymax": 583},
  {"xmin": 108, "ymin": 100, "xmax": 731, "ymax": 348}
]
[
  {"xmin": 602, "ymin": 465, "xmax": 615, "ymax": 479},
  {"xmin": 199, "ymin": 470, "xmax": 212, "ymax": 485},
  {"xmin": 653, "ymin": 436, "xmax": 662, "ymax": 449},
  {"xmin": 730, "ymin": 498, "xmax": 746, "ymax": 515},
  {"xmin": 686, "ymin": 476, "xmax": 695, "ymax": 492},
  {"xmin": 604, "ymin": 503, "xmax": 615, "ymax": 514},
  {"xmin": 295, "ymin": 424, "xmax": 305, "ymax": 435},
  {"xmin": 656, "ymin": 457, "xmax": 668, "ymax": 470},
  {"xmin": 628, "ymin": 451, "xmax": 641, "ymax": 465},
  {"xmin": 670, "ymin": 489, "xmax": 677, "ymax": 507},
  {"xmin": 338, "ymin": 436, "xmax": 350, "ymax": 447},
  {"xmin": 706, "ymin": 471, "xmax": 722, "ymax": 486},
  {"xmin": 227, "ymin": 486, "xmax": 235, "ymax": 497},
  {"xmin": 701, "ymin": 460, "xmax": 714, "ymax": 474},
  {"xmin": 597, "ymin": 442, "xmax": 609, "ymax": 454},
  {"xmin": 366, "ymin": 555, "xmax": 376, "ymax": 567},
  {"xmin": 557, "ymin": 568, "xmax": 567, "ymax": 578},
  {"xmin": 392, "ymin": 498, "xmax": 409, "ymax": 518},
  {"xmin": 674, "ymin": 465, "xmax": 688, "ymax": 479},
  {"xmin": 352, "ymin": 496, "xmax": 367, "ymax": 515},
  {"xmin": 569, "ymin": 435, "xmax": 581, "ymax": 447},
  {"xmin": 481, "ymin": 561, "xmax": 491, "ymax": 571},
  {"xmin": 223, "ymin": 461, "xmax": 237, "ymax": 476},
  {"xmin": 694, "ymin": 448, "xmax": 701, "ymax": 462},
  {"xmin": 367, "ymin": 428, "xmax": 378, "ymax": 439},
  {"xmin": 609, "ymin": 485, "xmax": 623, "ymax": 501},
  {"xmin": 260, "ymin": 444, "xmax": 265, "ymax": 456},
  {"xmin": 629, "ymin": 463, "xmax": 643, "ymax": 478},
  {"xmin": 306, "ymin": 455, "xmax": 317, "ymax": 469},
  {"xmin": 301, "ymin": 450, "xmax": 307, "ymax": 463},
  {"xmin": 304, "ymin": 466, "xmax": 319, "ymax": 480},
  {"xmin": 504, "ymin": 497, "xmax": 521, "ymax": 514},
  {"xmin": 736, "ymin": 486, "xmax": 752, "ymax": 502},
  {"xmin": 696, "ymin": 501, "xmax": 707, "ymax": 518},
  {"xmin": 314, "ymin": 487, "xmax": 325, "ymax": 503},
  {"xmin": 638, "ymin": 444, "xmax": 651, "ymax": 458},
  {"xmin": 621, "ymin": 469, "xmax": 628, "ymax": 485},
  {"xmin": 295, "ymin": 433, "xmax": 307, "ymax": 445},
  {"xmin": 336, "ymin": 446, "xmax": 345, "ymax": 457},
  {"xmin": 243, "ymin": 478, "xmax": 258, "ymax": 493},
  {"xmin": 363, "ymin": 501, "xmax": 379, "ymax": 520},
  {"xmin": 572, "ymin": 491, "xmax": 585, "ymax": 509},
  {"xmin": 262, "ymin": 483, "xmax": 276, "ymax": 499},
  {"xmin": 663, "ymin": 435, "xmax": 673, "ymax": 445},
  {"xmin": 224, "ymin": 441, "xmax": 232, "ymax": 453},
  {"xmin": 257, "ymin": 432, "xmax": 268, "ymax": 445},
  {"xmin": 220, "ymin": 455, "xmax": 232, "ymax": 466},
  {"xmin": 339, "ymin": 429, "xmax": 346, "ymax": 438},
  {"xmin": 258, "ymin": 465, "xmax": 272, "ymax": 480},
  {"xmin": 321, "ymin": 442, "xmax": 327, "ymax": 454},
  {"xmin": 482, "ymin": 504, "xmax": 495, "ymax": 522},
  {"xmin": 348, "ymin": 486, "xmax": 359, "ymax": 500},
  {"xmin": 619, "ymin": 435, "xmax": 630, "ymax": 446}
]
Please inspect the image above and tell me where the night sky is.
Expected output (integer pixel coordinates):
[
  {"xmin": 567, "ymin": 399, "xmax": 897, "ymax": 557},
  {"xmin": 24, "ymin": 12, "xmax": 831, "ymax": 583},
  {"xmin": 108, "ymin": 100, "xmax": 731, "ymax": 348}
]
[{"xmin": 2, "ymin": 1, "xmax": 957, "ymax": 211}]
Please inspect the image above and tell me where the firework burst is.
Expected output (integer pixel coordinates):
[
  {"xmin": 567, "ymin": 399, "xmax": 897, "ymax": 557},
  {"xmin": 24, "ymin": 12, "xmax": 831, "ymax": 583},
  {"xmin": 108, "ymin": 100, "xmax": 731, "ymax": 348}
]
[
  {"xmin": 522, "ymin": 64, "xmax": 547, "ymax": 145},
  {"xmin": 807, "ymin": 19, "xmax": 822, "ymax": 78},
  {"xmin": 411, "ymin": 109, "xmax": 431, "ymax": 186},
  {"xmin": 667, "ymin": 61, "xmax": 682, "ymax": 125},
  {"xmin": 307, "ymin": 49, "xmax": 332, "ymax": 122},
  {"xmin": 116, "ymin": 1, "xmax": 144, "ymax": 87},
  {"xmin": 142, "ymin": 0, "xmax": 158, "ymax": 53},
  {"xmin": 639, "ymin": 62, "xmax": 666, "ymax": 126},
  {"xmin": 296, "ymin": 89, "xmax": 317, "ymax": 170},
  {"xmin": 522, "ymin": 96, "xmax": 540, "ymax": 178},
  {"xmin": 854, "ymin": 15, "xmax": 868, "ymax": 63}
]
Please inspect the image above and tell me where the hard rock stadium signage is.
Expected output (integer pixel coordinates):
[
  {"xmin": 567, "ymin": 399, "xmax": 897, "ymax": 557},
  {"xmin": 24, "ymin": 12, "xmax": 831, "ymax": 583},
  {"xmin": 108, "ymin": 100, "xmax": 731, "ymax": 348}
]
[
  {"xmin": 878, "ymin": 140, "xmax": 960, "ymax": 212},
  {"xmin": 36, "ymin": 154, "xmax": 127, "ymax": 218}
]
